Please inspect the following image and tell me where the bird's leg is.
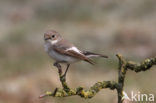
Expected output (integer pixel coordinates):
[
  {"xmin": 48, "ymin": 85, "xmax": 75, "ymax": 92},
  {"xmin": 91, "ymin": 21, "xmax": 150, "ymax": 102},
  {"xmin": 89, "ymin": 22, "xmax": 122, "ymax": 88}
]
[
  {"xmin": 63, "ymin": 64, "xmax": 70, "ymax": 77},
  {"xmin": 61, "ymin": 64, "xmax": 70, "ymax": 81},
  {"xmin": 53, "ymin": 62, "xmax": 62, "ymax": 75}
]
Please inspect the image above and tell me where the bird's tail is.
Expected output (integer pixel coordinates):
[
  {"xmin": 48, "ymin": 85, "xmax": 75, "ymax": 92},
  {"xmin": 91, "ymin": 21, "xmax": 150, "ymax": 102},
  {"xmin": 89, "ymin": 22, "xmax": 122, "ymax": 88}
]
[
  {"xmin": 83, "ymin": 51, "xmax": 108, "ymax": 58},
  {"xmin": 84, "ymin": 58, "xmax": 95, "ymax": 65}
]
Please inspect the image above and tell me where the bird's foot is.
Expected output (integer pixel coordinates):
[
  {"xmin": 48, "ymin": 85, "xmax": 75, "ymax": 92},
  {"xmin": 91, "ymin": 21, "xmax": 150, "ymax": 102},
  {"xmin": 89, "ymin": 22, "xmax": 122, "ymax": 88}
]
[
  {"xmin": 53, "ymin": 62, "xmax": 62, "ymax": 74},
  {"xmin": 54, "ymin": 62, "xmax": 61, "ymax": 68}
]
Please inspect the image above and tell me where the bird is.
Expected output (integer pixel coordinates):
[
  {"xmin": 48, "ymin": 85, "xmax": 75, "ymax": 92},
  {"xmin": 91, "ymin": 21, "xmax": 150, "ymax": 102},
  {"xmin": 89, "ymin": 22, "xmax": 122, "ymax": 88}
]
[{"xmin": 44, "ymin": 30, "xmax": 108, "ymax": 79}]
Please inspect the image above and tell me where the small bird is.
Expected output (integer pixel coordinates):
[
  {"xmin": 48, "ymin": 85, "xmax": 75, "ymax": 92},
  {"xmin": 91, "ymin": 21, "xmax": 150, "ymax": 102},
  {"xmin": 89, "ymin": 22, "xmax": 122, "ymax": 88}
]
[{"xmin": 44, "ymin": 30, "xmax": 108, "ymax": 78}]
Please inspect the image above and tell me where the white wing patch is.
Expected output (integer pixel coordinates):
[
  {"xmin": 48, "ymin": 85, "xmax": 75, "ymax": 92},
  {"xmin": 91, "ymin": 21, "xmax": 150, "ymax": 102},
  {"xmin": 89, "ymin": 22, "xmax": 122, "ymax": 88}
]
[{"xmin": 66, "ymin": 47, "xmax": 82, "ymax": 53}]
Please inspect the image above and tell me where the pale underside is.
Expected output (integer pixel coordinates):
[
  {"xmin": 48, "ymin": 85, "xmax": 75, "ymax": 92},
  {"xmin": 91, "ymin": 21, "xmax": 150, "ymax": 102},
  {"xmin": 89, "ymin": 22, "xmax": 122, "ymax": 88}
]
[
  {"xmin": 48, "ymin": 48, "xmax": 80, "ymax": 63},
  {"xmin": 44, "ymin": 41, "xmax": 81, "ymax": 63}
]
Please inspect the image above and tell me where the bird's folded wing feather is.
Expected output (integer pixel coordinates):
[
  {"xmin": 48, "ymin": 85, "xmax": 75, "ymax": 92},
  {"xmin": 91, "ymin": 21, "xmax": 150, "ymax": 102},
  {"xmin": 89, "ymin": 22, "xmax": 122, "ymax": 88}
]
[{"xmin": 52, "ymin": 46, "xmax": 94, "ymax": 64}]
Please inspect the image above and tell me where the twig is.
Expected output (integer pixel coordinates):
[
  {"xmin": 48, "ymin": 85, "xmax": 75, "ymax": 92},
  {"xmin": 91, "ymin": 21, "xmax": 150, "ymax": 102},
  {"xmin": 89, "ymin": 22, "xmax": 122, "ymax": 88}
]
[
  {"xmin": 116, "ymin": 54, "xmax": 127, "ymax": 103},
  {"xmin": 39, "ymin": 54, "xmax": 156, "ymax": 103}
]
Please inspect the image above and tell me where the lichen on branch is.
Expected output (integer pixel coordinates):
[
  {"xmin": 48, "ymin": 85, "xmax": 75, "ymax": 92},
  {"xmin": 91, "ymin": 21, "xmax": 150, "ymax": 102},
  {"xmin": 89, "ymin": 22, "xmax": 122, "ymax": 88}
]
[
  {"xmin": 39, "ymin": 65, "xmax": 118, "ymax": 98},
  {"xmin": 41, "ymin": 81, "xmax": 118, "ymax": 98},
  {"xmin": 126, "ymin": 57, "xmax": 156, "ymax": 72},
  {"xmin": 39, "ymin": 54, "xmax": 156, "ymax": 103}
]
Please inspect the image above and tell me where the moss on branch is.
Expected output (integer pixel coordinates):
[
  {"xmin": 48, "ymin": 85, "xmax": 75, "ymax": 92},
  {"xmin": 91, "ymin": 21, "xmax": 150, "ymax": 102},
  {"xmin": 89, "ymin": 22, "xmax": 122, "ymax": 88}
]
[
  {"xmin": 40, "ymin": 54, "xmax": 156, "ymax": 103},
  {"xmin": 40, "ymin": 81, "xmax": 118, "ymax": 98},
  {"xmin": 126, "ymin": 57, "xmax": 156, "ymax": 72}
]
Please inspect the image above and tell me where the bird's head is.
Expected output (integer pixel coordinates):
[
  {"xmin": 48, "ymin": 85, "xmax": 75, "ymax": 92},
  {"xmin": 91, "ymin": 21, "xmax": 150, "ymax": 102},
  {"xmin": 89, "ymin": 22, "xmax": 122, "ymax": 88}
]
[{"xmin": 44, "ymin": 30, "xmax": 62, "ymax": 44}]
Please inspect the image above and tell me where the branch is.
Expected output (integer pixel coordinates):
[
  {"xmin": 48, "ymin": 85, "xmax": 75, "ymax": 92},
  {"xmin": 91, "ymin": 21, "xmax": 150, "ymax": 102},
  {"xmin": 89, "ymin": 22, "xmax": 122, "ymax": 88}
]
[
  {"xmin": 39, "ymin": 54, "xmax": 156, "ymax": 103},
  {"xmin": 39, "ymin": 62, "xmax": 118, "ymax": 98},
  {"xmin": 116, "ymin": 54, "xmax": 156, "ymax": 103},
  {"xmin": 116, "ymin": 54, "xmax": 127, "ymax": 103},
  {"xmin": 39, "ymin": 81, "xmax": 118, "ymax": 98},
  {"xmin": 126, "ymin": 57, "xmax": 156, "ymax": 72}
]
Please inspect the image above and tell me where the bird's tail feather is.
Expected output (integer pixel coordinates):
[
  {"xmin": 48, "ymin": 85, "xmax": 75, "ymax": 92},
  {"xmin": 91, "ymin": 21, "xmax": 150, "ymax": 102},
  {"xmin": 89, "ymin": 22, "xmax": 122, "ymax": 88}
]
[
  {"xmin": 84, "ymin": 58, "xmax": 95, "ymax": 65},
  {"xmin": 83, "ymin": 51, "xmax": 108, "ymax": 58}
]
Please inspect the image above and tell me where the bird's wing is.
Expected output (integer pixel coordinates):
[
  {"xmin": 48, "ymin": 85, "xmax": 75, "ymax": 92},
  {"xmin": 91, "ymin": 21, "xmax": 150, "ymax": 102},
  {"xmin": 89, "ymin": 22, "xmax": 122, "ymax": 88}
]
[{"xmin": 53, "ymin": 45, "xmax": 94, "ymax": 65}]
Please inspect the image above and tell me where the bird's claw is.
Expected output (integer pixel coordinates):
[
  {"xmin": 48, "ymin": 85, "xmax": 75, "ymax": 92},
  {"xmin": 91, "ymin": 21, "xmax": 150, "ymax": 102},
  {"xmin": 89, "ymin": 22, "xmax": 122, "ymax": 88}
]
[
  {"xmin": 53, "ymin": 62, "xmax": 62, "ymax": 74},
  {"xmin": 54, "ymin": 62, "xmax": 61, "ymax": 68}
]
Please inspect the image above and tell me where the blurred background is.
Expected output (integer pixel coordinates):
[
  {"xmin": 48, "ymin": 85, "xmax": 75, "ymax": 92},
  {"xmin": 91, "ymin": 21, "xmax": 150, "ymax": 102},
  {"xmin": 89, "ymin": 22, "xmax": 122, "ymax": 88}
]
[{"xmin": 0, "ymin": 0, "xmax": 156, "ymax": 103}]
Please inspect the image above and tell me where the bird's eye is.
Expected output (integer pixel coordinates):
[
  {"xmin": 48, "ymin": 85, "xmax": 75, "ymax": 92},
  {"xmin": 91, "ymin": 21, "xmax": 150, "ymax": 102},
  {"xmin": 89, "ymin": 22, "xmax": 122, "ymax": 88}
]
[{"xmin": 51, "ymin": 35, "xmax": 55, "ymax": 38}]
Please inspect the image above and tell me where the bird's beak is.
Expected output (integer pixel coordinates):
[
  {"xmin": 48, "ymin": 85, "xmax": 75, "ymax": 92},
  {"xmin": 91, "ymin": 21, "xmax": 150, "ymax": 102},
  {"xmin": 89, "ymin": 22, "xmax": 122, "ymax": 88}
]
[{"xmin": 44, "ymin": 34, "xmax": 51, "ymax": 41}]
